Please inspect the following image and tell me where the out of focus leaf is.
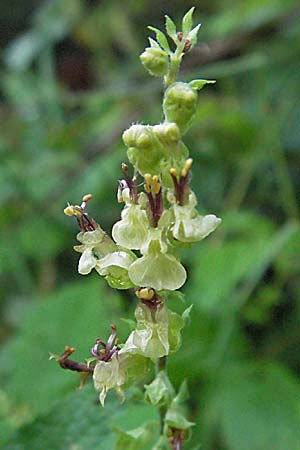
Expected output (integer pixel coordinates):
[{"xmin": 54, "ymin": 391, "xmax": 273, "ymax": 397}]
[
  {"xmin": 0, "ymin": 279, "xmax": 122, "ymax": 417},
  {"xmin": 114, "ymin": 422, "xmax": 156, "ymax": 450},
  {"xmin": 4, "ymin": 386, "xmax": 116, "ymax": 450},
  {"xmin": 196, "ymin": 362, "xmax": 300, "ymax": 450}
]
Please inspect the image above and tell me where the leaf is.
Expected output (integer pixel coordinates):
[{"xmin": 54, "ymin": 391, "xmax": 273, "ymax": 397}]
[
  {"xmin": 201, "ymin": 362, "xmax": 300, "ymax": 450},
  {"xmin": 120, "ymin": 317, "xmax": 136, "ymax": 331},
  {"xmin": 186, "ymin": 212, "xmax": 297, "ymax": 314},
  {"xmin": 148, "ymin": 37, "xmax": 160, "ymax": 48},
  {"xmin": 187, "ymin": 24, "xmax": 201, "ymax": 47},
  {"xmin": 4, "ymin": 386, "xmax": 117, "ymax": 450},
  {"xmin": 152, "ymin": 436, "xmax": 170, "ymax": 449},
  {"xmin": 0, "ymin": 279, "xmax": 122, "ymax": 418},
  {"xmin": 164, "ymin": 381, "xmax": 194, "ymax": 430},
  {"xmin": 189, "ymin": 79, "xmax": 216, "ymax": 91},
  {"xmin": 148, "ymin": 26, "xmax": 170, "ymax": 53},
  {"xmin": 182, "ymin": 304, "xmax": 193, "ymax": 325},
  {"xmin": 182, "ymin": 7, "xmax": 195, "ymax": 36},
  {"xmin": 165, "ymin": 15, "xmax": 177, "ymax": 40},
  {"xmin": 114, "ymin": 422, "xmax": 156, "ymax": 450}
]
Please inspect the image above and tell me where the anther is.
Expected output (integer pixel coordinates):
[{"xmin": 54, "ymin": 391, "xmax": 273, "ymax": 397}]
[
  {"xmin": 136, "ymin": 287, "xmax": 155, "ymax": 300},
  {"xmin": 64, "ymin": 205, "xmax": 74, "ymax": 216},
  {"xmin": 82, "ymin": 193, "xmax": 93, "ymax": 203},
  {"xmin": 181, "ymin": 158, "xmax": 193, "ymax": 177}
]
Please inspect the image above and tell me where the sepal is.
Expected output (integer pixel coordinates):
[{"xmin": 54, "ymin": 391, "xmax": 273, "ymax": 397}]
[
  {"xmin": 164, "ymin": 381, "xmax": 195, "ymax": 430},
  {"xmin": 163, "ymin": 82, "xmax": 198, "ymax": 134},
  {"xmin": 140, "ymin": 46, "xmax": 169, "ymax": 77},
  {"xmin": 144, "ymin": 370, "xmax": 175, "ymax": 407}
]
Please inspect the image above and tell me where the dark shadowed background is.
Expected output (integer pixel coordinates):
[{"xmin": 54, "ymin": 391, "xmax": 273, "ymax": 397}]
[{"xmin": 1, "ymin": 1, "xmax": 300, "ymax": 449}]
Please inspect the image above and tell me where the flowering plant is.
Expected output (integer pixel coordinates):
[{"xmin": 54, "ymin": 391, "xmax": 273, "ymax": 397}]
[{"xmin": 52, "ymin": 8, "xmax": 220, "ymax": 449}]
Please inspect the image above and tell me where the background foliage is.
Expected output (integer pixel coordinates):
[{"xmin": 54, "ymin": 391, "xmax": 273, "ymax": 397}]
[{"xmin": 1, "ymin": 0, "xmax": 300, "ymax": 449}]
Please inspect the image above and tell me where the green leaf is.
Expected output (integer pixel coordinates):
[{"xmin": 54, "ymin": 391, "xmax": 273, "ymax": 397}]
[
  {"xmin": 5, "ymin": 386, "xmax": 117, "ymax": 450},
  {"xmin": 0, "ymin": 279, "xmax": 122, "ymax": 418},
  {"xmin": 187, "ymin": 213, "xmax": 297, "ymax": 314},
  {"xmin": 203, "ymin": 362, "xmax": 300, "ymax": 450},
  {"xmin": 165, "ymin": 15, "xmax": 177, "ymax": 40},
  {"xmin": 121, "ymin": 317, "xmax": 136, "ymax": 331},
  {"xmin": 152, "ymin": 436, "xmax": 170, "ymax": 449},
  {"xmin": 173, "ymin": 380, "xmax": 189, "ymax": 405},
  {"xmin": 148, "ymin": 37, "xmax": 160, "ymax": 48},
  {"xmin": 189, "ymin": 79, "xmax": 216, "ymax": 91},
  {"xmin": 165, "ymin": 408, "xmax": 194, "ymax": 430},
  {"xmin": 182, "ymin": 7, "xmax": 195, "ymax": 36},
  {"xmin": 164, "ymin": 381, "xmax": 194, "ymax": 430},
  {"xmin": 148, "ymin": 26, "xmax": 170, "ymax": 53},
  {"xmin": 182, "ymin": 304, "xmax": 193, "ymax": 325},
  {"xmin": 187, "ymin": 24, "xmax": 201, "ymax": 47},
  {"xmin": 114, "ymin": 422, "xmax": 156, "ymax": 450}
]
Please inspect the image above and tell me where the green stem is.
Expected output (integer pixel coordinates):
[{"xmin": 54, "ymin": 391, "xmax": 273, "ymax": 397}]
[{"xmin": 164, "ymin": 42, "xmax": 185, "ymax": 89}]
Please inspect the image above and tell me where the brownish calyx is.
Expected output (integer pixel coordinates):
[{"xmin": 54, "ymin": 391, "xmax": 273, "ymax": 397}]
[
  {"xmin": 144, "ymin": 174, "xmax": 163, "ymax": 227},
  {"xmin": 50, "ymin": 346, "xmax": 94, "ymax": 373},
  {"xmin": 90, "ymin": 324, "xmax": 120, "ymax": 362},
  {"xmin": 119, "ymin": 163, "xmax": 138, "ymax": 204},
  {"xmin": 64, "ymin": 194, "xmax": 98, "ymax": 232},
  {"xmin": 170, "ymin": 158, "xmax": 193, "ymax": 205},
  {"xmin": 169, "ymin": 428, "xmax": 185, "ymax": 450}
]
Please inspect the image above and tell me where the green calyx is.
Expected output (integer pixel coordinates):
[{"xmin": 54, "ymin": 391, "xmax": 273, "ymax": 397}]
[
  {"xmin": 140, "ymin": 46, "xmax": 169, "ymax": 77},
  {"xmin": 163, "ymin": 82, "xmax": 198, "ymax": 134},
  {"xmin": 123, "ymin": 121, "xmax": 188, "ymax": 187}
]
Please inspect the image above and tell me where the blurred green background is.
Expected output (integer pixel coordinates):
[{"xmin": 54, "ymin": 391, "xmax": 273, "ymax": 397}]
[{"xmin": 1, "ymin": 0, "xmax": 300, "ymax": 449}]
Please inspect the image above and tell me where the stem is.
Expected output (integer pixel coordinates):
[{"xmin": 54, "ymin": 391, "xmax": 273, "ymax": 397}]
[
  {"xmin": 164, "ymin": 42, "xmax": 185, "ymax": 89},
  {"xmin": 156, "ymin": 355, "xmax": 167, "ymax": 434}
]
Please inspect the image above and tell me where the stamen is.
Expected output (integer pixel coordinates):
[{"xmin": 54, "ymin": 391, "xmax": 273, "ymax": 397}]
[
  {"xmin": 144, "ymin": 174, "xmax": 163, "ymax": 227},
  {"xmin": 181, "ymin": 158, "xmax": 193, "ymax": 177},
  {"xmin": 82, "ymin": 193, "xmax": 93, "ymax": 203},
  {"xmin": 90, "ymin": 325, "xmax": 120, "ymax": 362},
  {"xmin": 136, "ymin": 287, "xmax": 155, "ymax": 300},
  {"xmin": 120, "ymin": 163, "xmax": 139, "ymax": 203},
  {"xmin": 170, "ymin": 159, "xmax": 193, "ymax": 205},
  {"xmin": 64, "ymin": 205, "xmax": 74, "ymax": 216},
  {"xmin": 64, "ymin": 195, "xmax": 97, "ymax": 232}
]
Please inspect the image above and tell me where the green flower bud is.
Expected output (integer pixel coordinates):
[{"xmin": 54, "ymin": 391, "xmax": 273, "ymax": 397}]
[
  {"xmin": 140, "ymin": 47, "xmax": 169, "ymax": 77},
  {"xmin": 123, "ymin": 124, "xmax": 163, "ymax": 176},
  {"xmin": 152, "ymin": 122, "xmax": 181, "ymax": 145},
  {"xmin": 163, "ymin": 82, "xmax": 198, "ymax": 134}
]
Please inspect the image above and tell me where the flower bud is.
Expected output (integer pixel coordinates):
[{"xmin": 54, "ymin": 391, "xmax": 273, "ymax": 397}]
[
  {"xmin": 123, "ymin": 124, "xmax": 163, "ymax": 176},
  {"xmin": 163, "ymin": 82, "xmax": 198, "ymax": 134},
  {"xmin": 140, "ymin": 47, "xmax": 169, "ymax": 77},
  {"xmin": 153, "ymin": 122, "xmax": 181, "ymax": 145}
]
